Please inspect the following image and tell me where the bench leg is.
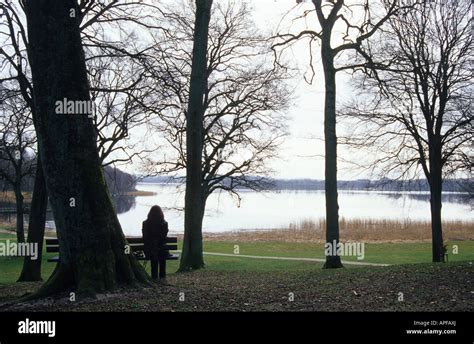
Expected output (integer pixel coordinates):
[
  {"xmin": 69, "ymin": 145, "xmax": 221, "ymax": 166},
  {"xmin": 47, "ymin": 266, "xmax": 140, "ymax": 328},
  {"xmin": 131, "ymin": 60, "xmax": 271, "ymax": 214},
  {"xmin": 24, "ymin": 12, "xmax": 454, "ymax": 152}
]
[{"xmin": 159, "ymin": 259, "xmax": 166, "ymax": 279}]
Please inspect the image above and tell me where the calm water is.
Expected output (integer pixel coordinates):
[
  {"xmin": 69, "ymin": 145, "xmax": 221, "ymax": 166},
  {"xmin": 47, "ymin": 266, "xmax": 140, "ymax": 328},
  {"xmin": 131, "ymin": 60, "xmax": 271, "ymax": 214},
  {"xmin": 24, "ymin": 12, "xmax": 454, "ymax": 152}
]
[{"xmin": 115, "ymin": 183, "xmax": 473, "ymax": 236}]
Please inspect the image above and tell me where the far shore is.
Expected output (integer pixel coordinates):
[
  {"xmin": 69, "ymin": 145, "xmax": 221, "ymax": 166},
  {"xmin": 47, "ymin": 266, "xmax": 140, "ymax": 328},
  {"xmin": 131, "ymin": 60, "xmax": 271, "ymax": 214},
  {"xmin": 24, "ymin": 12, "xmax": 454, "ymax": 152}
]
[
  {"xmin": 121, "ymin": 190, "xmax": 156, "ymax": 196},
  {"xmin": 0, "ymin": 189, "xmax": 156, "ymax": 204}
]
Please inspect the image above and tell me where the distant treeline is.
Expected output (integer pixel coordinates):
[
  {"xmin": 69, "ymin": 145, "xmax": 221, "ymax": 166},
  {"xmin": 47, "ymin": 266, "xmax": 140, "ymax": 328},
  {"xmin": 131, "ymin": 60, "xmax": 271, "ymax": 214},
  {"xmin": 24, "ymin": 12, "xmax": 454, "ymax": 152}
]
[
  {"xmin": 0, "ymin": 165, "xmax": 136, "ymax": 195},
  {"xmin": 103, "ymin": 166, "xmax": 137, "ymax": 195},
  {"xmin": 274, "ymin": 178, "xmax": 472, "ymax": 193},
  {"xmin": 141, "ymin": 176, "xmax": 473, "ymax": 193}
]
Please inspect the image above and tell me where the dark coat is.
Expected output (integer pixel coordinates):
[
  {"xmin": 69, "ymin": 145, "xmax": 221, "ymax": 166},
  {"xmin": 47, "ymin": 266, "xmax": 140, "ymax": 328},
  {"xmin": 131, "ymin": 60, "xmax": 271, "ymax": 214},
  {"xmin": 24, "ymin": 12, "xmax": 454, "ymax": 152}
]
[{"xmin": 142, "ymin": 219, "xmax": 169, "ymax": 260}]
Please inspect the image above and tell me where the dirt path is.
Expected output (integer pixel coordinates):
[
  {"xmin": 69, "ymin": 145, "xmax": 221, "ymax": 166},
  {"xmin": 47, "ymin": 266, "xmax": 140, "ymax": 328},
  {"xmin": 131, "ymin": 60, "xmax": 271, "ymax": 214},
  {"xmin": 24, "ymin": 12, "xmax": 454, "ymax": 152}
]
[{"xmin": 200, "ymin": 251, "xmax": 389, "ymax": 266}]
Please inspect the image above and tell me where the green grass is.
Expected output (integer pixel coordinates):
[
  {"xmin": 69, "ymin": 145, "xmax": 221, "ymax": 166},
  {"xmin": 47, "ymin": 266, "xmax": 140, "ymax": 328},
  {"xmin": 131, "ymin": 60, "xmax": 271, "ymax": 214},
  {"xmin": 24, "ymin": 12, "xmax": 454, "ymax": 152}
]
[
  {"xmin": 201, "ymin": 240, "xmax": 474, "ymax": 265},
  {"xmin": 1, "ymin": 232, "xmax": 473, "ymax": 284}
]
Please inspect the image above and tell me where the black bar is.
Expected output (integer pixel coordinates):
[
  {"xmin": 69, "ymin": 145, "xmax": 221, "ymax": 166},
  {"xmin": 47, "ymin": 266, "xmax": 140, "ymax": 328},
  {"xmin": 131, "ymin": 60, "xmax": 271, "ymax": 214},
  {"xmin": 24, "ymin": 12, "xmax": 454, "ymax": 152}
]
[{"xmin": 0, "ymin": 312, "xmax": 472, "ymax": 343}]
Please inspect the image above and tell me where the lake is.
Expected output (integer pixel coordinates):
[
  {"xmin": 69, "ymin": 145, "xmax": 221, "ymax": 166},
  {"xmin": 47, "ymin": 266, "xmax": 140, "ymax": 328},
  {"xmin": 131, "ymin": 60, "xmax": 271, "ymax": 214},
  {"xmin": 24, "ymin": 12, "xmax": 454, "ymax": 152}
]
[{"xmin": 115, "ymin": 183, "xmax": 473, "ymax": 236}]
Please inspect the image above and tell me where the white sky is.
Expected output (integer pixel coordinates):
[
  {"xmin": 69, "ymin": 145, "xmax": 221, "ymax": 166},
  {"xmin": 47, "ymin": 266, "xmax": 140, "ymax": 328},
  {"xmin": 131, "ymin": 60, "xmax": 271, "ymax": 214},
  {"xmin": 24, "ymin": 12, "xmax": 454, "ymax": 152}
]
[{"xmin": 249, "ymin": 0, "xmax": 360, "ymax": 179}]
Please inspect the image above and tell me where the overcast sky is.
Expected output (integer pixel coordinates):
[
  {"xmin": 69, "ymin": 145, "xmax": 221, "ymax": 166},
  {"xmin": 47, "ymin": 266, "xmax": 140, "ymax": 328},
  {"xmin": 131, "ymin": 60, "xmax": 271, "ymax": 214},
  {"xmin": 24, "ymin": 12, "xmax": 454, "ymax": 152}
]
[
  {"xmin": 128, "ymin": 0, "xmax": 368, "ymax": 180},
  {"xmin": 249, "ymin": 0, "xmax": 359, "ymax": 179}
]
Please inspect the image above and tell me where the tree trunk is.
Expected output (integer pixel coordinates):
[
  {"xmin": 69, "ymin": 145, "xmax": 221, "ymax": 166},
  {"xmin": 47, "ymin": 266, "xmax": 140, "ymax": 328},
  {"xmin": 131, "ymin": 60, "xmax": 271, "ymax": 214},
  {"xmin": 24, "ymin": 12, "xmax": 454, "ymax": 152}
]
[
  {"xmin": 178, "ymin": 0, "xmax": 213, "ymax": 272},
  {"xmin": 321, "ymin": 33, "xmax": 343, "ymax": 269},
  {"xmin": 24, "ymin": 0, "xmax": 149, "ymax": 297},
  {"xmin": 429, "ymin": 137, "xmax": 444, "ymax": 263},
  {"xmin": 14, "ymin": 183, "xmax": 25, "ymax": 243},
  {"xmin": 180, "ymin": 195, "xmax": 206, "ymax": 271},
  {"xmin": 18, "ymin": 157, "xmax": 48, "ymax": 282}
]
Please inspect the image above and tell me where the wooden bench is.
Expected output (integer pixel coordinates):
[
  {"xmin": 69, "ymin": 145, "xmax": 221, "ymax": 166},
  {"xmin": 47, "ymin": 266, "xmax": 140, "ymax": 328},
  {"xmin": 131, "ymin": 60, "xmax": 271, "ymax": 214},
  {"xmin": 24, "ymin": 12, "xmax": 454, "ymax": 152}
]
[{"xmin": 46, "ymin": 237, "xmax": 179, "ymax": 276}]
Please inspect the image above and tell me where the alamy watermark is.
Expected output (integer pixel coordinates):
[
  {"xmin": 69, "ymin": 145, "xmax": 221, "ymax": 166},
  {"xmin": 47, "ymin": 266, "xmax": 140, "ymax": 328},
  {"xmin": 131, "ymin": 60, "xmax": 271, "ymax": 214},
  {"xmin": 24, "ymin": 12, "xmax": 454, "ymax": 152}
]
[
  {"xmin": 325, "ymin": 240, "xmax": 365, "ymax": 260},
  {"xmin": 55, "ymin": 98, "xmax": 95, "ymax": 118},
  {"xmin": 18, "ymin": 318, "xmax": 56, "ymax": 338},
  {"xmin": 0, "ymin": 240, "xmax": 38, "ymax": 260}
]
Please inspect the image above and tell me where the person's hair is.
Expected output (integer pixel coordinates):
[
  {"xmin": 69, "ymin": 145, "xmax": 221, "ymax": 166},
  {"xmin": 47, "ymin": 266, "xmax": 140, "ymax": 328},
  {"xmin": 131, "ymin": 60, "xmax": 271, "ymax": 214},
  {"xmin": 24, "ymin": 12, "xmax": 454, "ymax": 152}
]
[{"xmin": 147, "ymin": 205, "xmax": 164, "ymax": 223}]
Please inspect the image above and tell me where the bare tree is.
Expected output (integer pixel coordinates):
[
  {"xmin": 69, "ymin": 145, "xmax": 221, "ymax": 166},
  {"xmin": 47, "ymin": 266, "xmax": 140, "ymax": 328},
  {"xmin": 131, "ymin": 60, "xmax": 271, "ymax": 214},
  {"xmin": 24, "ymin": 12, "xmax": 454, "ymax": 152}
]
[
  {"xmin": 87, "ymin": 40, "xmax": 159, "ymax": 169},
  {"xmin": 1, "ymin": 0, "xmax": 164, "ymax": 171},
  {"xmin": 176, "ymin": 0, "xmax": 212, "ymax": 271},
  {"xmin": 145, "ymin": 0, "xmax": 291, "ymax": 271},
  {"xmin": 0, "ymin": 2, "xmax": 44, "ymax": 266},
  {"xmin": 81, "ymin": 1, "xmax": 165, "ymax": 170},
  {"xmin": 0, "ymin": 0, "xmax": 49, "ymax": 282},
  {"xmin": 0, "ymin": 0, "xmax": 163, "ymax": 281},
  {"xmin": 273, "ymin": 0, "xmax": 410, "ymax": 268},
  {"xmin": 0, "ymin": 85, "xmax": 36, "ymax": 243},
  {"xmin": 341, "ymin": 0, "xmax": 473, "ymax": 262}
]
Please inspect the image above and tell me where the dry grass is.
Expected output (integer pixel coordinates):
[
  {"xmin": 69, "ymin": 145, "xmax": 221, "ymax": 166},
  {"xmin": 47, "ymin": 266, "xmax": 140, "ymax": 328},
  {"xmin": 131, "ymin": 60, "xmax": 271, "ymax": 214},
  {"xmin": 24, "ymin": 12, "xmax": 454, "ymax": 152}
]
[
  {"xmin": 2, "ymin": 211, "xmax": 472, "ymax": 244},
  {"xmin": 0, "ymin": 191, "xmax": 32, "ymax": 203},
  {"xmin": 123, "ymin": 190, "xmax": 157, "ymax": 196},
  {"xmin": 0, "ymin": 220, "xmax": 16, "ymax": 231},
  {"xmin": 203, "ymin": 218, "xmax": 474, "ymax": 243}
]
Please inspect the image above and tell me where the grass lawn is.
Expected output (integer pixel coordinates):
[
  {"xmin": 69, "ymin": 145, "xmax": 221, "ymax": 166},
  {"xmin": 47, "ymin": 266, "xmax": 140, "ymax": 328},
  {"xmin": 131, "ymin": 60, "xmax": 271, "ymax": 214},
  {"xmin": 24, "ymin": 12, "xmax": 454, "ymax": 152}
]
[
  {"xmin": 0, "ymin": 262, "xmax": 472, "ymax": 311},
  {"xmin": 202, "ymin": 240, "xmax": 474, "ymax": 265},
  {"xmin": 1, "ymin": 231, "xmax": 473, "ymax": 283},
  {"xmin": 1, "ymin": 230, "xmax": 473, "ymax": 311}
]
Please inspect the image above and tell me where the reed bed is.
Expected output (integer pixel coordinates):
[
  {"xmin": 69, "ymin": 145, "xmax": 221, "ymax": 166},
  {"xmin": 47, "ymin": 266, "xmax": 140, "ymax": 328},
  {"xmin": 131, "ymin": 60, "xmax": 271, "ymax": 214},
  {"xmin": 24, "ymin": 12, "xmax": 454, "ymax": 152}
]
[{"xmin": 204, "ymin": 218, "xmax": 474, "ymax": 243}]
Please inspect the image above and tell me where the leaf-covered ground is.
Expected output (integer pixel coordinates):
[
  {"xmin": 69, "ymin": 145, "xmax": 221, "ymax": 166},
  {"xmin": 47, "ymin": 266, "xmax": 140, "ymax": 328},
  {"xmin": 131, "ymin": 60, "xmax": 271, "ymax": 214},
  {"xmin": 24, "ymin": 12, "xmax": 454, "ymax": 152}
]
[{"xmin": 0, "ymin": 261, "xmax": 472, "ymax": 312}]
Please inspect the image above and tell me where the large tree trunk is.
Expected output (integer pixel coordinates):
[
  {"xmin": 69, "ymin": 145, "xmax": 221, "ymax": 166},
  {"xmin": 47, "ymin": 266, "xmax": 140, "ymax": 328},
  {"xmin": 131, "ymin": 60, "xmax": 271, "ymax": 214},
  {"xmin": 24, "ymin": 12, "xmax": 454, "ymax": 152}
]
[
  {"xmin": 24, "ymin": 0, "xmax": 149, "ymax": 297},
  {"xmin": 180, "ymin": 195, "xmax": 206, "ymax": 271},
  {"xmin": 14, "ymin": 182, "xmax": 25, "ymax": 243},
  {"xmin": 429, "ymin": 137, "xmax": 444, "ymax": 263},
  {"xmin": 179, "ymin": 0, "xmax": 213, "ymax": 272},
  {"xmin": 321, "ymin": 32, "xmax": 343, "ymax": 269},
  {"xmin": 18, "ymin": 158, "xmax": 47, "ymax": 282}
]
